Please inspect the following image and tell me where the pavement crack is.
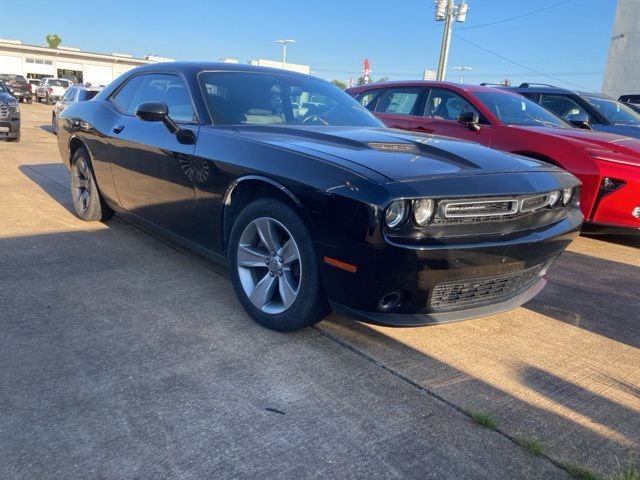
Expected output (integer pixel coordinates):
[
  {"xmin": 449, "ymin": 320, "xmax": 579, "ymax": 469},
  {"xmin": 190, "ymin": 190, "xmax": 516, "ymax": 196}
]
[{"xmin": 311, "ymin": 324, "xmax": 571, "ymax": 476}]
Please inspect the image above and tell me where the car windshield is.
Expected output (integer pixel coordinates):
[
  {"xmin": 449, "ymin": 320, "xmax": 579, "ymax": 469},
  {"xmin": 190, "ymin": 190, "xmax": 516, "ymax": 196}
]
[
  {"xmin": 584, "ymin": 95, "xmax": 640, "ymax": 125},
  {"xmin": 49, "ymin": 79, "xmax": 70, "ymax": 87},
  {"xmin": 199, "ymin": 71, "xmax": 382, "ymax": 127},
  {"xmin": 0, "ymin": 82, "xmax": 6, "ymax": 93},
  {"xmin": 15, "ymin": 76, "xmax": 27, "ymax": 84},
  {"xmin": 475, "ymin": 92, "xmax": 570, "ymax": 128}
]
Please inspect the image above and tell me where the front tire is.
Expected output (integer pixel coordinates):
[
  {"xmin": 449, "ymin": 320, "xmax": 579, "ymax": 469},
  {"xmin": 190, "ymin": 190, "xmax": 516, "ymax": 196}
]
[
  {"xmin": 70, "ymin": 148, "xmax": 113, "ymax": 221},
  {"xmin": 228, "ymin": 199, "xmax": 329, "ymax": 331}
]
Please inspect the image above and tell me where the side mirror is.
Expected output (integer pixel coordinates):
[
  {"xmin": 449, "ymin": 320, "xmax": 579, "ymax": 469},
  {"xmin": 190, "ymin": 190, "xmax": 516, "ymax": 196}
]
[
  {"xmin": 457, "ymin": 111, "xmax": 481, "ymax": 132},
  {"xmin": 566, "ymin": 113, "xmax": 592, "ymax": 130},
  {"xmin": 135, "ymin": 101, "xmax": 179, "ymax": 134}
]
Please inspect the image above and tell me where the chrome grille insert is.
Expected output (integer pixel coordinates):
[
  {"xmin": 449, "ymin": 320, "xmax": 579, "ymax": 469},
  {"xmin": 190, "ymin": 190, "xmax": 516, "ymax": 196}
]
[
  {"xmin": 430, "ymin": 264, "xmax": 544, "ymax": 310},
  {"xmin": 441, "ymin": 198, "xmax": 518, "ymax": 218},
  {"xmin": 0, "ymin": 102, "xmax": 8, "ymax": 120}
]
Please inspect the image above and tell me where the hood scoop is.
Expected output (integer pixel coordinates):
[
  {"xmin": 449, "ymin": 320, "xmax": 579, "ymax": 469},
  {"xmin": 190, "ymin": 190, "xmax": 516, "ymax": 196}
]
[{"xmin": 368, "ymin": 142, "xmax": 420, "ymax": 154}]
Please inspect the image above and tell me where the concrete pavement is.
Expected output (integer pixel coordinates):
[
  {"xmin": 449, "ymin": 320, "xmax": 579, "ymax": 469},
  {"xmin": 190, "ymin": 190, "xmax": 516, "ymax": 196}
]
[{"xmin": 1, "ymin": 102, "xmax": 637, "ymax": 479}]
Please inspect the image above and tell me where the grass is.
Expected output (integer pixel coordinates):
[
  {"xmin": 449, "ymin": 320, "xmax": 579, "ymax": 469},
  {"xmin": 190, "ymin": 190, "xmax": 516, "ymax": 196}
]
[
  {"xmin": 609, "ymin": 462, "xmax": 640, "ymax": 480},
  {"xmin": 561, "ymin": 462, "xmax": 603, "ymax": 480},
  {"xmin": 513, "ymin": 433, "xmax": 545, "ymax": 456},
  {"xmin": 468, "ymin": 410, "xmax": 498, "ymax": 430}
]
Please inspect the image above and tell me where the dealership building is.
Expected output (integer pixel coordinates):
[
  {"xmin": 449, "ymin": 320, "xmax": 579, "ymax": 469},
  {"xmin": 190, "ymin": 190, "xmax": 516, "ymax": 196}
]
[
  {"xmin": 0, "ymin": 39, "xmax": 169, "ymax": 86},
  {"xmin": 601, "ymin": 0, "xmax": 640, "ymax": 98}
]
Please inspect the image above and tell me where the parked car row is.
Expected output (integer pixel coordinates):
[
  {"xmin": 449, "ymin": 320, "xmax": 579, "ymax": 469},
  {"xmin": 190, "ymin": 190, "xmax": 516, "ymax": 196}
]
[
  {"xmin": 0, "ymin": 80, "xmax": 21, "ymax": 141},
  {"xmin": 347, "ymin": 81, "xmax": 640, "ymax": 231},
  {"xmin": 0, "ymin": 74, "xmax": 32, "ymax": 103}
]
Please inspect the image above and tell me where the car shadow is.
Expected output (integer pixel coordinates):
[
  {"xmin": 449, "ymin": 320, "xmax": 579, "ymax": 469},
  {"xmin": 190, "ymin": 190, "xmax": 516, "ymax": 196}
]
[
  {"xmin": 38, "ymin": 124, "xmax": 54, "ymax": 134},
  {"xmin": 14, "ymin": 163, "xmax": 638, "ymax": 477},
  {"xmin": 317, "ymin": 315, "xmax": 639, "ymax": 477},
  {"xmin": 525, "ymin": 250, "xmax": 640, "ymax": 349}
]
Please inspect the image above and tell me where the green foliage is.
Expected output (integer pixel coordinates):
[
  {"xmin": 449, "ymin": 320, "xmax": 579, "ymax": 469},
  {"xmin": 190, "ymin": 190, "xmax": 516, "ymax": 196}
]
[
  {"xmin": 45, "ymin": 34, "xmax": 61, "ymax": 49},
  {"xmin": 331, "ymin": 79, "xmax": 347, "ymax": 90},
  {"xmin": 513, "ymin": 433, "xmax": 545, "ymax": 456},
  {"xmin": 561, "ymin": 462, "xmax": 602, "ymax": 480},
  {"xmin": 468, "ymin": 410, "xmax": 497, "ymax": 430}
]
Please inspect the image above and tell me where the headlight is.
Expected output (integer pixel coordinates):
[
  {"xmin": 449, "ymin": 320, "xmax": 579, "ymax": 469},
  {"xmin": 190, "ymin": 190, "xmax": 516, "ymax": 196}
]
[
  {"xmin": 548, "ymin": 190, "xmax": 560, "ymax": 207},
  {"xmin": 412, "ymin": 199, "xmax": 435, "ymax": 226},
  {"xmin": 385, "ymin": 200, "xmax": 408, "ymax": 228},
  {"xmin": 561, "ymin": 187, "xmax": 573, "ymax": 205}
]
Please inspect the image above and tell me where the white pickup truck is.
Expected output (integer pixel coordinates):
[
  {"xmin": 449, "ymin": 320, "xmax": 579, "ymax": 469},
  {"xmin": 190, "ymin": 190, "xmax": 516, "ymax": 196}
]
[{"xmin": 36, "ymin": 78, "xmax": 72, "ymax": 105}]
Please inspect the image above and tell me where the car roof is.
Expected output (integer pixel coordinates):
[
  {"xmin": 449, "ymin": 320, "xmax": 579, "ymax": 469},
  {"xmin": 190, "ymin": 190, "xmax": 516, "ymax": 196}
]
[
  {"xmin": 346, "ymin": 80, "xmax": 519, "ymax": 95},
  {"xmin": 130, "ymin": 61, "xmax": 314, "ymax": 80},
  {"xmin": 504, "ymin": 83, "xmax": 608, "ymax": 97}
]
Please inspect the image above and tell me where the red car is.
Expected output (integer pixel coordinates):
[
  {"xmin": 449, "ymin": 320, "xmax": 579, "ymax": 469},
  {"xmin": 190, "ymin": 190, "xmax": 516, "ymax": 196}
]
[{"xmin": 347, "ymin": 82, "xmax": 640, "ymax": 230}]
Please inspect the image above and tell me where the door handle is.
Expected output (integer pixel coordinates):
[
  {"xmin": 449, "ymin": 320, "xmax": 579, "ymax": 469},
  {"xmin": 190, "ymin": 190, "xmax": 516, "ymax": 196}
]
[{"xmin": 113, "ymin": 124, "xmax": 125, "ymax": 134}]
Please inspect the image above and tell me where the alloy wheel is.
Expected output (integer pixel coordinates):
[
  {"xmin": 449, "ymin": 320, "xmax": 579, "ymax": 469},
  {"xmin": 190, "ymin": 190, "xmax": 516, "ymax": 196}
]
[
  {"xmin": 72, "ymin": 158, "xmax": 92, "ymax": 212},
  {"xmin": 236, "ymin": 217, "xmax": 302, "ymax": 314}
]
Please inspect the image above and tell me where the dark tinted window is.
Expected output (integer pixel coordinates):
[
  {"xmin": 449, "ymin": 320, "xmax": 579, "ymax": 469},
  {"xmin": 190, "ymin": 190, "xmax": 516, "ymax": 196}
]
[
  {"xmin": 539, "ymin": 94, "xmax": 596, "ymax": 123},
  {"xmin": 78, "ymin": 90, "xmax": 99, "ymax": 101},
  {"xmin": 199, "ymin": 71, "xmax": 381, "ymax": 127},
  {"xmin": 584, "ymin": 95, "xmax": 640, "ymax": 125},
  {"xmin": 424, "ymin": 88, "xmax": 480, "ymax": 121},
  {"xmin": 112, "ymin": 73, "xmax": 195, "ymax": 123},
  {"xmin": 62, "ymin": 88, "xmax": 76, "ymax": 101},
  {"xmin": 374, "ymin": 88, "xmax": 421, "ymax": 115},
  {"xmin": 357, "ymin": 91, "xmax": 382, "ymax": 111}
]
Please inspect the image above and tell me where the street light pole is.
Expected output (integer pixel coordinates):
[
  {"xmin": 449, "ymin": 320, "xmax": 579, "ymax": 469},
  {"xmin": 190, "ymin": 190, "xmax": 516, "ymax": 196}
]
[
  {"xmin": 453, "ymin": 66, "xmax": 472, "ymax": 83},
  {"xmin": 435, "ymin": 0, "xmax": 468, "ymax": 81},
  {"xmin": 275, "ymin": 39, "xmax": 295, "ymax": 69},
  {"xmin": 436, "ymin": 0, "xmax": 455, "ymax": 81}
]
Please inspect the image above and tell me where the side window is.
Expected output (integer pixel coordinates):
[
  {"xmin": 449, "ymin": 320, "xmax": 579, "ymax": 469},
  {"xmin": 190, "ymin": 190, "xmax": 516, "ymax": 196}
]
[
  {"xmin": 63, "ymin": 88, "xmax": 75, "ymax": 101},
  {"xmin": 357, "ymin": 91, "xmax": 381, "ymax": 111},
  {"xmin": 540, "ymin": 94, "xmax": 595, "ymax": 123},
  {"xmin": 374, "ymin": 88, "xmax": 421, "ymax": 115},
  {"xmin": 424, "ymin": 88, "xmax": 480, "ymax": 121},
  {"xmin": 111, "ymin": 73, "xmax": 196, "ymax": 123}
]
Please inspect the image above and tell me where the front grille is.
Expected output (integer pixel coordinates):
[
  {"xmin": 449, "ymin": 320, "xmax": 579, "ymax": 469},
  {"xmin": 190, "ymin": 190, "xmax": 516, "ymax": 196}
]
[
  {"xmin": 432, "ymin": 193, "xmax": 556, "ymax": 225},
  {"xmin": 0, "ymin": 102, "xmax": 8, "ymax": 119},
  {"xmin": 429, "ymin": 264, "xmax": 544, "ymax": 310}
]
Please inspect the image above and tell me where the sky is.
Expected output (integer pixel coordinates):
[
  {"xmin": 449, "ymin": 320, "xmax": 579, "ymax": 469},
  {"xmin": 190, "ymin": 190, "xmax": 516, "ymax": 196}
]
[{"xmin": 2, "ymin": 0, "xmax": 617, "ymax": 91}]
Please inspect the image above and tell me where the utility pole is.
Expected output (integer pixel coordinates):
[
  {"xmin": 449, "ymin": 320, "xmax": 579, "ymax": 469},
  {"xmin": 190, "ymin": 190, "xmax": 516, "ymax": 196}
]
[{"xmin": 435, "ymin": 0, "xmax": 468, "ymax": 81}]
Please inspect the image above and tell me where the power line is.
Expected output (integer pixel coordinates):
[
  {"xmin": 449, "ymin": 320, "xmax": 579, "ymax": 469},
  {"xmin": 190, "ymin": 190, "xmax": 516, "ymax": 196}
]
[
  {"xmin": 452, "ymin": 33, "xmax": 590, "ymax": 89},
  {"xmin": 458, "ymin": 0, "xmax": 573, "ymax": 30}
]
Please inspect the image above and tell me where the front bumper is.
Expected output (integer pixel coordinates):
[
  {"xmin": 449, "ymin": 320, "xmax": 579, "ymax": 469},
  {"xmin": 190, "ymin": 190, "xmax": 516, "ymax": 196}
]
[
  {"xmin": 591, "ymin": 163, "xmax": 640, "ymax": 230},
  {"xmin": 320, "ymin": 210, "xmax": 582, "ymax": 326},
  {"xmin": 0, "ymin": 119, "xmax": 20, "ymax": 139}
]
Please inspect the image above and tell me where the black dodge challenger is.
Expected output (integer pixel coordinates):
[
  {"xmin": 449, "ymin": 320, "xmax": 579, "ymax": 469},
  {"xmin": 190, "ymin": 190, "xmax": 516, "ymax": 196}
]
[{"xmin": 57, "ymin": 62, "xmax": 582, "ymax": 331}]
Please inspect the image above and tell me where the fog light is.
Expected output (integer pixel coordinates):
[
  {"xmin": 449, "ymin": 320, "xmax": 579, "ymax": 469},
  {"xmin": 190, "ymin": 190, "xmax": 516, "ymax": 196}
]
[
  {"xmin": 385, "ymin": 200, "xmax": 408, "ymax": 228},
  {"xmin": 412, "ymin": 199, "xmax": 435, "ymax": 226},
  {"xmin": 599, "ymin": 177, "xmax": 625, "ymax": 195},
  {"xmin": 633, "ymin": 206, "xmax": 640, "ymax": 219}
]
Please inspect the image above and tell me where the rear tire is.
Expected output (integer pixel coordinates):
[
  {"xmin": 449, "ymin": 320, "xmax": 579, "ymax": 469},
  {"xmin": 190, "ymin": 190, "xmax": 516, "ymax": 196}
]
[
  {"xmin": 70, "ymin": 148, "xmax": 113, "ymax": 221},
  {"xmin": 228, "ymin": 199, "xmax": 329, "ymax": 331},
  {"xmin": 52, "ymin": 114, "xmax": 57, "ymax": 135}
]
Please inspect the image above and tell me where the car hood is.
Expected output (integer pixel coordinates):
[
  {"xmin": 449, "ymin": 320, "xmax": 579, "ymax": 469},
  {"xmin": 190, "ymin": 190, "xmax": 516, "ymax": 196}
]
[
  {"xmin": 518, "ymin": 126, "xmax": 640, "ymax": 166},
  {"xmin": 595, "ymin": 124, "xmax": 640, "ymax": 139},
  {"xmin": 233, "ymin": 125, "xmax": 554, "ymax": 183}
]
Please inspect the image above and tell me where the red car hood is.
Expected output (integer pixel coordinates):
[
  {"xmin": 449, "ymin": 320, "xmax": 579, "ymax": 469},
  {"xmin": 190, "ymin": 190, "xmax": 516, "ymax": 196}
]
[{"xmin": 518, "ymin": 126, "xmax": 640, "ymax": 166}]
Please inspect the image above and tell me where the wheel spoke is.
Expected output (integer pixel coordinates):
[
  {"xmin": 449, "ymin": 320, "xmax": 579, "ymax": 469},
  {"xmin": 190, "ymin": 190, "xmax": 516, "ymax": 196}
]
[
  {"xmin": 79, "ymin": 190, "xmax": 90, "ymax": 210},
  {"xmin": 78, "ymin": 160, "xmax": 88, "ymax": 178},
  {"xmin": 279, "ymin": 271, "xmax": 298, "ymax": 309},
  {"xmin": 72, "ymin": 176, "xmax": 88, "ymax": 189},
  {"xmin": 249, "ymin": 272, "xmax": 278, "ymax": 310},
  {"xmin": 254, "ymin": 218, "xmax": 280, "ymax": 253},
  {"xmin": 237, "ymin": 245, "xmax": 269, "ymax": 268},
  {"xmin": 279, "ymin": 238, "xmax": 299, "ymax": 265}
]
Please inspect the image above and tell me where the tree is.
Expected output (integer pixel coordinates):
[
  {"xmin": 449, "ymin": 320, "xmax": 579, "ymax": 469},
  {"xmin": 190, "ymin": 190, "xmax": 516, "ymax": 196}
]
[
  {"xmin": 331, "ymin": 79, "xmax": 347, "ymax": 90},
  {"xmin": 499, "ymin": 78, "xmax": 511, "ymax": 86},
  {"xmin": 45, "ymin": 34, "xmax": 61, "ymax": 49},
  {"xmin": 356, "ymin": 76, "xmax": 389, "ymax": 86}
]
